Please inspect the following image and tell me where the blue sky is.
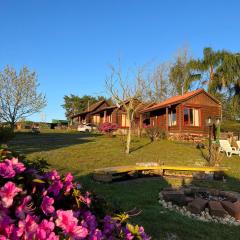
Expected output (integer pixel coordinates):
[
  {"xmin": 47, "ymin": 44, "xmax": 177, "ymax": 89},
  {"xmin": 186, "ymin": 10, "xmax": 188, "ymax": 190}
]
[{"xmin": 0, "ymin": 0, "xmax": 239, "ymax": 122}]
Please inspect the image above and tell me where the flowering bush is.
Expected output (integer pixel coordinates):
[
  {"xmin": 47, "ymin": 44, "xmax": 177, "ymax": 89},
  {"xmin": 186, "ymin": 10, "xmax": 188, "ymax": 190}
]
[
  {"xmin": 0, "ymin": 148, "xmax": 150, "ymax": 240},
  {"xmin": 99, "ymin": 122, "xmax": 118, "ymax": 135}
]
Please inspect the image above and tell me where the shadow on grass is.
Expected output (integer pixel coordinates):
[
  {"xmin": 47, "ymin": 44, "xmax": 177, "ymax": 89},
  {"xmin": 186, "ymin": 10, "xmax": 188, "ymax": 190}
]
[
  {"xmin": 9, "ymin": 131, "xmax": 101, "ymax": 155},
  {"xmin": 130, "ymin": 141, "xmax": 152, "ymax": 153}
]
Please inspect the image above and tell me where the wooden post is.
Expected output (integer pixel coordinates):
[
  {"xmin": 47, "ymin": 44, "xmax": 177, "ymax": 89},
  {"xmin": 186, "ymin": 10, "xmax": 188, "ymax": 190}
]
[
  {"xmin": 166, "ymin": 107, "xmax": 169, "ymax": 136},
  {"xmin": 104, "ymin": 110, "xmax": 107, "ymax": 123},
  {"xmin": 179, "ymin": 105, "xmax": 182, "ymax": 132}
]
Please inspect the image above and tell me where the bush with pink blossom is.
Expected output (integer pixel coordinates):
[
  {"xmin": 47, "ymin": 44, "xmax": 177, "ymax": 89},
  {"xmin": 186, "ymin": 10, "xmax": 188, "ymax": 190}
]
[
  {"xmin": 0, "ymin": 147, "xmax": 150, "ymax": 240},
  {"xmin": 99, "ymin": 122, "xmax": 118, "ymax": 136}
]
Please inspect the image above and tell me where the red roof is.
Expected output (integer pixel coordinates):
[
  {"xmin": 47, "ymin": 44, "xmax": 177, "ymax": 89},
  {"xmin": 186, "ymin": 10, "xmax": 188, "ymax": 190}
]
[{"xmin": 142, "ymin": 89, "xmax": 220, "ymax": 112}]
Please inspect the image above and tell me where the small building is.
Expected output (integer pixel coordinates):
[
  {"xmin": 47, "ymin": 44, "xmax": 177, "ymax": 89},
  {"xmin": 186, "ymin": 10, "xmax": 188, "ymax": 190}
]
[
  {"xmin": 71, "ymin": 100, "xmax": 110, "ymax": 126},
  {"xmin": 141, "ymin": 89, "xmax": 222, "ymax": 139},
  {"xmin": 90, "ymin": 101, "xmax": 155, "ymax": 132}
]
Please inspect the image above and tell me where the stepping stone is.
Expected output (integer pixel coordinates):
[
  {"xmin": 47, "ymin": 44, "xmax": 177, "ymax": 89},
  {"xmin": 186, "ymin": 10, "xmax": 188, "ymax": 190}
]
[
  {"xmin": 208, "ymin": 201, "xmax": 227, "ymax": 217},
  {"xmin": 187, "ymin": 198, "xmax": 208, "ymax": 214},
  {"xmin": 221, "ymin": 201, "xmax": 240, "ymax": 220},
  {"xmin": 162, "ymin": 190, "xmax": 186, "ymax": 206}
]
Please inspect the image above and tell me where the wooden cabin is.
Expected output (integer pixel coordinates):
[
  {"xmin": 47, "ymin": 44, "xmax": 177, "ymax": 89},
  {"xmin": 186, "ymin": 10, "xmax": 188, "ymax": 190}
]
[
  {"xmin": 71, "ymin": 100, "xmax": 110, "ymax": 125},
  {"xmin": 141, "ymin": 89, "xmax": 222, "ymax": 139},
  {"xmin": 90, "ymin": 101, "xmax": 155, "ymax": 132}
]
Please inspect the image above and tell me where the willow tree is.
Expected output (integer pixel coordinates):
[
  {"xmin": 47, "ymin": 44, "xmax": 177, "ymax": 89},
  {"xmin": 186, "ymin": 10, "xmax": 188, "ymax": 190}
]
[
  {"xmin": 105, "ymin": 63, "xmax": 147, "ymax": 154},
  {"xmin": 0, "ymin": 66, "xmax": 46, "ymax": 129}
]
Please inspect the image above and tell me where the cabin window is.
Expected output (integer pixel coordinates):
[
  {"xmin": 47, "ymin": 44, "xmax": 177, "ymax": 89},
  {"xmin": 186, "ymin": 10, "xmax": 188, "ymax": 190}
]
[
  {"xmin": 107, "ymin": 114, "xmax": 112, "ymax": 123},
  {"xmin": 184, "ymin": 108, "xmax": 200, "ymax": 126},
  {"xmin": 93, "ymin": 115, "xmax": 100, "ymax": 124},
  {"xmin": 121, "ymin": 114, "xmax": 130, "ymax": 127},
  {"xmin": 169, "ymin": 108, "xmax": 177, "ymax": 126}
]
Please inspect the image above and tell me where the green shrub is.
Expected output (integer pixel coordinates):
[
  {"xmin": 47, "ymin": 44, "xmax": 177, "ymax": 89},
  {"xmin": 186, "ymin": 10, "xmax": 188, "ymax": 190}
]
[
  {"xmin": 0, "ymin": 126, "xmax": 15, "ymax": 144},
  {"xmin": 221, "ymin": 120, "xmax": 240, "ymax": 132}
]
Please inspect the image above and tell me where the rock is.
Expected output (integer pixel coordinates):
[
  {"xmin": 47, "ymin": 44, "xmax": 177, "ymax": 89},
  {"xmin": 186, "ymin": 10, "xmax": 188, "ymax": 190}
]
[
  {"xmin": 161, "ymin": 190, "xmax": 186, "ymax": 206},
  {"xmin": 163, "ymin": 187, "xmax": 178, "ymax": 191},
  {"xmin": 187, "ymin": 198, "xmax": 208, "ymax": 214},
  {"xmin": 209, "ymin": 189, "xmax": 220, "ymax": 196},
  {"xmin": 208, "ymin": 201, "xmax": 228, "ymax": 218},
  {"xmin": 185, "ymin": 197, "xmax": 194, "ymax": 204},
  {"xmin": 183, "ymin": 188, "xmax": 192, "ymax": 195},
  {"xmin": 221, "ymin": 192, "xmax": 238, "ymax": 202},
  {"xmin": 221, "ymin": 201, "xmax": 240, "ymax": 220}
]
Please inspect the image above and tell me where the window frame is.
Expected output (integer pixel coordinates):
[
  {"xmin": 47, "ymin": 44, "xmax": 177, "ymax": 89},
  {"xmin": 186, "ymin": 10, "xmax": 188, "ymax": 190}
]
[
  {"xmin": 169, "ymin": 108, "xmax": 177, "ymax": 126},
  {"xmin": 183, "ymin": 107, "xmax": 201, "ymax": 127}
]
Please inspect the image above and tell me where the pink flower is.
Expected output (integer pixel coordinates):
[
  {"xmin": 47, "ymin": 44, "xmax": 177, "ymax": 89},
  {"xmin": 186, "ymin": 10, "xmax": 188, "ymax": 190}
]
[
  {"xmin": 65, "ymin": 172, "xmax": 73, "ymax": 182},
  {"xmin": 7, "ymin": 158, "xmax": 26, "ymax": 173},
  {"xmin": 48, "ymin": 180, "xmax": 63, "ymax": 196},
  {"xmin": 41, "ymin": 196, "xmax": 55, "ymax": 215},
  {"xmin": 17, "ymin": 214, "xmax": 38, "ymax": 239},
  {"xmin": 64, "ymin": 173, "xmax": 73, "ymax": 193},
  {"xmin": 55, "ymin": 210, "xmax": 88, "ymax": 238},
  {"xmin": 80, "ymin": 191, "xmax": 91, "ymax": 207},
  {"xmin": 0, "ymin": 162, "xmax": 15, "ymax": 178},
  {"xmin": 15, "ymin": 195, "xmax": 34, "ymax": 219},
  {"xmin": 36, "ymin": 219, "xmax": 59, "ymax": 240},
  {"xmin": 45, "ymin": 170, "xmax": 60, "ymax": 181},
  {"xmin": 0, "ymin": 182, "xmax": 22, "ymax": 208}
]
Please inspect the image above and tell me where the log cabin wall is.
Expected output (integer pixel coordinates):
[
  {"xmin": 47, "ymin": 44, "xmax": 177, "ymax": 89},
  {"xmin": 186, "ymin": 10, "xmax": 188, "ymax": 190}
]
[{"xmin": 147, "ymin": 91, "xmax": 221, "ymax": 137}]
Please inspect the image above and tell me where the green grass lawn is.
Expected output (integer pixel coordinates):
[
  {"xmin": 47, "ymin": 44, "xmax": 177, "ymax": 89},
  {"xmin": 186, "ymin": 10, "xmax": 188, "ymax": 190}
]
[{"xmin": 9, "ymin": 130, "xmax": 240, "ymax": 240}]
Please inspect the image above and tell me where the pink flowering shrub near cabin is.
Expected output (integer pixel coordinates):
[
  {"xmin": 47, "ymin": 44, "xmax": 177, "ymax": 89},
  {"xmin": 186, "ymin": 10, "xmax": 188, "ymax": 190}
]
[
  {"xmin": 0, "ymin": 149, "xmax": 150, "ymax": 240},
  {"xmin": 99, "ymin": 122, "xmax": 118, "ymax": 135}
]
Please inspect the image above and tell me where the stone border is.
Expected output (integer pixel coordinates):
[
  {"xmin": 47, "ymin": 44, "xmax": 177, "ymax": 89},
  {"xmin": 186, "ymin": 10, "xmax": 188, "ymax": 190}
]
[{"xmin": 159, "ymin": 187, "xmax": 240, "ymax": 226}]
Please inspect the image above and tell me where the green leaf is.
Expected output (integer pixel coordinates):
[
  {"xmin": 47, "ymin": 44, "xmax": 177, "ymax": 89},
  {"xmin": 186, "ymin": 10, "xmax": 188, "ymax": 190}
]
[{"xmin": 32, "ymin": 178, "xmax": 45, "ymax": 184}]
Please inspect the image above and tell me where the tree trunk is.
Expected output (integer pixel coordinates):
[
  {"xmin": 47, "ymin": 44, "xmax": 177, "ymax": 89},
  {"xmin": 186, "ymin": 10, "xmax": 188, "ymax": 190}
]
[
  {"xmin": 125, "ymin": 123, "xmax": 131, "ymax": 154},
  {"xmin": 10, "ymin": 120, "xmax": 15, "ymax": 132}
]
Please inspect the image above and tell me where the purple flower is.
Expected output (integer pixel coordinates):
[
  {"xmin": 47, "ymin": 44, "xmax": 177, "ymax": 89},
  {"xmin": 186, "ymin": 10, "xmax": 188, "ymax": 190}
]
[
  {"xmin": 47, "ymin": 180, "xmax": 63, "ymax": 196},
  {"xmin": 89, "ymin": 229, "xmax": 103, "ymax": 240},
  {"xmin": 103, "ymin": 215, "xmax": 116, "ymax": 236},
  {"xmin": 82, "ymin": 210, "xmax": 97, "ymax": 233},
  {"xmin": 55, "ymin": 210, "xmax": 88, "ymax": 239},
  {"xmin": 15, "ymin": 195, "xmax": 34, "ymax": 219},
  {"xmin": 0, "ymin": 182, "xmax": 22, "ymax": 208},
  {"xmin": 0, "ymin": 162, "xmax": 15, "ymax": 178},
  {"xmin": 0, "ymin": 207, "xmax": 16, "ymax": 238},
  {"xmin": 41, "ymin": 196, "xmax": 55, "ymax": 215}
]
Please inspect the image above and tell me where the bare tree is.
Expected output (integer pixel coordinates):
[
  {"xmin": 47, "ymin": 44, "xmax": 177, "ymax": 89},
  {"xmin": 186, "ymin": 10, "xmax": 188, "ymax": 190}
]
[
  {"xmin": 105, "ymin": 63, "xmax": 147, "ymax": 154},
  {"xmin": 146, "ymin": 63, "xmax": 173, "ymax": 102},
  {"xmin": 169, "ymin": 46, "xmax": 200, "ymax": 95},
  {"xmin": 0, "ymin": 66, "xmax": 47, "ymax": 129}
]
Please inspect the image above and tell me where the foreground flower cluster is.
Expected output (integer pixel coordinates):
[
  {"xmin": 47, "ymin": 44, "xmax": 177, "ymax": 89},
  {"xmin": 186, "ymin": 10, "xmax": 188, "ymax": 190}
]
[{"xmin": 0, "ymin": 150, "xmax": 150, "ymax": 240}]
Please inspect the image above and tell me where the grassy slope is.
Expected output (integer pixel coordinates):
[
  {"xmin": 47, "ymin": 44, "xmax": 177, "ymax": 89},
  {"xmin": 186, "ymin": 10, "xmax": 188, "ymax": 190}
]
[{"xmin": 10, "ymin": 131, "xmax": 240, "ymax": 240}]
